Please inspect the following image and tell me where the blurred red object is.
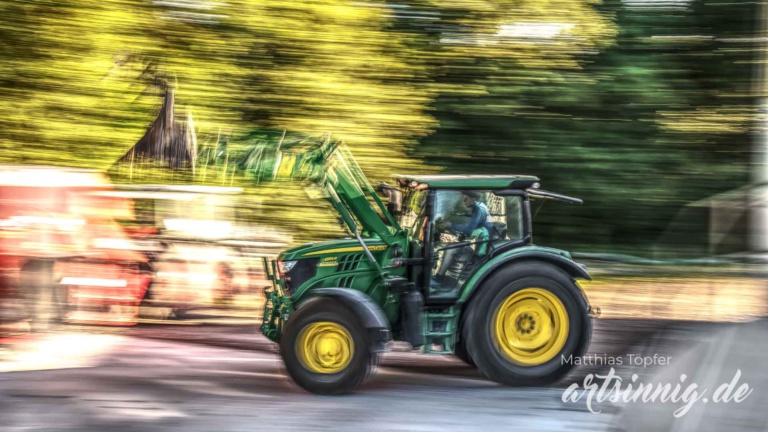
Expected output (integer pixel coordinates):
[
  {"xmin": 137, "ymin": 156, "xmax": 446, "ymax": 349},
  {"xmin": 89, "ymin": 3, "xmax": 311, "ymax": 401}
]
[{"xmin": 0, "ymin": 165, "xmax": 149, "ymax": 332}]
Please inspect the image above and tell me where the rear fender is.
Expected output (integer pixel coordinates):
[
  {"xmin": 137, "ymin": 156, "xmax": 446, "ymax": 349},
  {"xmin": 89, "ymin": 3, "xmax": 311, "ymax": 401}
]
[
  {"xmin": 456, "ymin": 253, "xmax": 595, "ymax": 365},
  {"xmin": 458, "ymin": 248, "xmax": 592, "ymax": 306},
  {"xmin": 304, "ymin": 288, "xmax": 392, "ymax": 352}
]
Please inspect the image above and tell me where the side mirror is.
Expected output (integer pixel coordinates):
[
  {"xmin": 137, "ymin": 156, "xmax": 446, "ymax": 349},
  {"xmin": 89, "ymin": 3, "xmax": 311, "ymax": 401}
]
[{"xmin": 378, "ymin": 183, "xmax": 403, "ymax": 217}]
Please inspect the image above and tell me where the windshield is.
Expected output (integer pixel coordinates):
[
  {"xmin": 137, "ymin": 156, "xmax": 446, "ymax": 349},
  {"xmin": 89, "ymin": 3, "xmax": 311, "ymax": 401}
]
[{"xmin": 410, "ymin": 190, "xmax": 525, "ymax": 242}]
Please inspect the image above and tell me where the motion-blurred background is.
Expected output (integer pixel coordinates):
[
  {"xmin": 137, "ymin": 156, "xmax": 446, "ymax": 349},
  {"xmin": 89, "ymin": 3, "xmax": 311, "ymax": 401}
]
[
  {"xmin": 0, "ymin": 0, "xmax": 763, "ymax": 249},
  {"xmin": 0, "ymin": 0, "xmax": 766, "ymax": 250},
  {"xmin": 1, "ymin": 0, "xmax": 766, "ymax": 325}
]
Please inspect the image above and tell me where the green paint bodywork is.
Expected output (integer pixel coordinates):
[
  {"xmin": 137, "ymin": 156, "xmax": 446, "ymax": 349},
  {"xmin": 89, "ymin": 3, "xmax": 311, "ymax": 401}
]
[
  {"xmin": 261, "ymin": 240, "xmax": 407, "ymax": 341},
  {"xmin": 283, "ymin": 235, "xmax": 409, "ymax": 325},
  {"xmin": 457, "ymin": 245, "xmax": 573, "ymax": 304},
  {"xmin": 279, "ymin": 238, "xmax": 388, "ymax": 261}
]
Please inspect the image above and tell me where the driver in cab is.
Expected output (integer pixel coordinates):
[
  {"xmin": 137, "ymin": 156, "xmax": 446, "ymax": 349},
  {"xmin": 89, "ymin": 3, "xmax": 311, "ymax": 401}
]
[
  {"xmin": 444, "ymin": 191, "xmax": 494, "ymax": 236},
  {"xmin": 432, "ymin": 191, "xmax": 494, "ymax": 290}
]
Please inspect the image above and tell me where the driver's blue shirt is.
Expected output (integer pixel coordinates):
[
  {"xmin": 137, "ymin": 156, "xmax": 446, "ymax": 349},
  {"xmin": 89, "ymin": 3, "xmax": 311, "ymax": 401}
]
[{"xmin": 453, "ymin": 202, "xmax": 494, "ymax": 235}]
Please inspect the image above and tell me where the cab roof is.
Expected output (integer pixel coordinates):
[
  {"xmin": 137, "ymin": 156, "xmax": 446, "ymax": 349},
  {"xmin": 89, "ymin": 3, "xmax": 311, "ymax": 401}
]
[{"xmin": 394, "ymin": 174, "xmax": 540, "ymax": 190}]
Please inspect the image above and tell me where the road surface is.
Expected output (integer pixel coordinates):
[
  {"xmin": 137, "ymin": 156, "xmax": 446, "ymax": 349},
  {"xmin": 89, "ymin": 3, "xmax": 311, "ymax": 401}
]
[
  {"xmin": 3, "ymin": 319, "xmax": 768, "ymax": 432},
  {"xmin": 0, "ymin": 333, "xmax": 614, "ymax": 432}
]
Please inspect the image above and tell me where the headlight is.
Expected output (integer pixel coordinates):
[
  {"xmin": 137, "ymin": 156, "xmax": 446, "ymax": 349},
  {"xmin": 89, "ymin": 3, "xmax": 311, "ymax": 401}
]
[
  {"xmin": 277, "ymin": 260, "xmax": 298, "ymax": 276},
  {"xmin": 277, "ymin": 259, "xmax": 319, "ymax": 293}
]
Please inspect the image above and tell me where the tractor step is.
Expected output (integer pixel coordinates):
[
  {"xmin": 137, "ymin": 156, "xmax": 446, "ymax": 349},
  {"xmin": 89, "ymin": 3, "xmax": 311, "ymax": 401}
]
[
  {"xmin": 426, "ymin": 313, "xmax": 454, "ymax": 318},
  {"xmin": 425, "ymin": 331, "xmax": 452, "ymax": 337},
  {"xmin": 422, "ymin": 307, "xmax": 459, "ymax": 355}
]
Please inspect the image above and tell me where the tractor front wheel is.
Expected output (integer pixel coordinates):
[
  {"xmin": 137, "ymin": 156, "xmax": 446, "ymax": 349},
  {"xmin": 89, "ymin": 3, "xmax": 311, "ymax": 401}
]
[
  {"xmin": 280, "ymin": 297, "xmax": 376, "ymax": 395},
  {"xmin": 464, "ymin": 262, "xmax": 589, "ymax": 386}
]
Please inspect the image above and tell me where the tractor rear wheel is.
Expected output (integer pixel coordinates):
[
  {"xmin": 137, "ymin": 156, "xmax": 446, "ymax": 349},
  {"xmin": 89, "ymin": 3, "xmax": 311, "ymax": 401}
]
[
  {"xmin": 453, "ymin": 339, "xmax": 475, "ymax": 367},
  {"xmin": 280, "ymin": 297, "xmax": 375, "ymax": 395},
  {"xmin": 464, "ymin": 262, "xmax": 589, "ymax": 386}
]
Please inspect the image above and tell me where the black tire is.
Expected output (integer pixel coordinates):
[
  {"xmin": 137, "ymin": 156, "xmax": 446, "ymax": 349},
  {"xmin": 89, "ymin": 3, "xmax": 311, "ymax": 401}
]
[
  {"xmin": 453, "ymin": 339, "xmax": 475, "ymax": 367},
  {"xmin": 463, "ymin": 262, "xmax": 591, "ymax": 386},
  {"xmin": 280, "ymin": 297, "xmax": 375, "ymax": 395}
]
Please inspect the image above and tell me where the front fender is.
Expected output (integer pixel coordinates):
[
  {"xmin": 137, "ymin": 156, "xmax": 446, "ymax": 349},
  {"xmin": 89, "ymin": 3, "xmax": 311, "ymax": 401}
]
[
  {"xmin": 458, "ymin": 246, "xmax": 592, "ymax": 305},
  {"xmin": 307, "ymin": 288, "xmax": 392, "ymax": 352}
]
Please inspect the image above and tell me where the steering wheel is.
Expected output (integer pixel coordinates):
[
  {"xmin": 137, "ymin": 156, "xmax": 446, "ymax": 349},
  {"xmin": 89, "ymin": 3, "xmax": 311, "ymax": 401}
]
[
  {"xmin": 435, "ymin": 218, "xmax": 465, "ymax": 241},
  {"xmin": 435, "ymin": 217, "xmax": 451, "ymax": 233}
]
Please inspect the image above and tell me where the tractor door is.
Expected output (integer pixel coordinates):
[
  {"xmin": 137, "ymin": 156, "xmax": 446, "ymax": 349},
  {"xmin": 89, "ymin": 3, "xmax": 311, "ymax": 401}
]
[
  {"xmin": 426, "ymin": 190, "xmax": 483, "ymax": 300},
  {"xmin": 417, "ymin": 190, "xmax": 526, "ymax": 302}
]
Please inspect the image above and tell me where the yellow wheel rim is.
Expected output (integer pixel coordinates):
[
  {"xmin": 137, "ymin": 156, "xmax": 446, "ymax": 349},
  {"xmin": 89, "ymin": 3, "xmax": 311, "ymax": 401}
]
[
  {"xmin": 297, "ymin": 322, "xmax": 354, "ymax": 374},
  {"xmin": 493, "ymin": 288, "xmax": 569, "ymax": 366}
]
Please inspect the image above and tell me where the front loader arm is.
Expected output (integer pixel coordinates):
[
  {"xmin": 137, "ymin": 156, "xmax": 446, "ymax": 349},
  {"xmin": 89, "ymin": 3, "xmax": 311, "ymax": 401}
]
[{"xmin": 234, "ymin": 132, "xmax": 398, "ymax": 245}]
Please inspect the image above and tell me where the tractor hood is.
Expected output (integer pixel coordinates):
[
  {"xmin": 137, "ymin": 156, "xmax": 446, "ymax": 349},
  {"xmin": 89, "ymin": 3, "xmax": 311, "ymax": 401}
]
[{"xmin": 279, "ymin": 238, "xmax": 387, "ymax": 261}]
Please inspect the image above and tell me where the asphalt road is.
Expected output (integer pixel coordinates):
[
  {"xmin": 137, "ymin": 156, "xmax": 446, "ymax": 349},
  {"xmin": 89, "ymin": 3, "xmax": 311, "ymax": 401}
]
[
  {"xmin": 3, "ymin": 319, "xmax": 768, "ymax": 432},
  {"xmin": 0, "ymin": 334, "xmax": 614, "ymax": 432}
]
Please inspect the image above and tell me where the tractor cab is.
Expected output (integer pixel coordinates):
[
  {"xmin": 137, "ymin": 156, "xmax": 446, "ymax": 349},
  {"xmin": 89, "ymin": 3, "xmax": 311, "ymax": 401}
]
[{"xmin": 388, "ymin": 175, "xmax": 583, "ymax": 301}]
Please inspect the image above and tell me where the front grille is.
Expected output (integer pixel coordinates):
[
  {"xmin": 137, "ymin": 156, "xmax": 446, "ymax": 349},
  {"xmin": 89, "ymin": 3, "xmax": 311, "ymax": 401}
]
[
  {"xmin": 336, "ymin": 254, "xmax": 364, "ymax": 272},
  {"xmin": 338, "ymin": 276, "xmax": 356, "ymax": 288},
  {"xmin": 285, "ymin": 258, "xmax": 318, "ymax": 293}
]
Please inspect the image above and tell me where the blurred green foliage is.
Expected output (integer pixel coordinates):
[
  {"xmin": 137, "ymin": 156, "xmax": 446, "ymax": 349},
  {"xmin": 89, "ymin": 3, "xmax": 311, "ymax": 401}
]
[
  {"xmin": 0, "ymin": 0, "xmax": 759, "ymax": 253},
  {"xmin": 403, "ymin": 0, "xmax": 758, "ymax": 254}
]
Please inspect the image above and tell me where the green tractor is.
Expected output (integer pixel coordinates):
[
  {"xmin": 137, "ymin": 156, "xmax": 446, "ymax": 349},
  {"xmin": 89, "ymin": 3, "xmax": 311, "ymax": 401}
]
[{"xmin": 257, "ymin": 136, "xmax": 599, "ymax": 394}]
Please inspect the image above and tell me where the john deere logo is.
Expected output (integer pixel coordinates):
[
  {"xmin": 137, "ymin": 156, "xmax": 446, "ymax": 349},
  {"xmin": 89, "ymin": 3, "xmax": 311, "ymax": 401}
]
[
  {"xmin": 305, "ymin": 245, "xmax": 388, "ymax": 256},
  {"xmin": 318, "ymin": 258, "xmax": 338, "ymax": 267}
]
